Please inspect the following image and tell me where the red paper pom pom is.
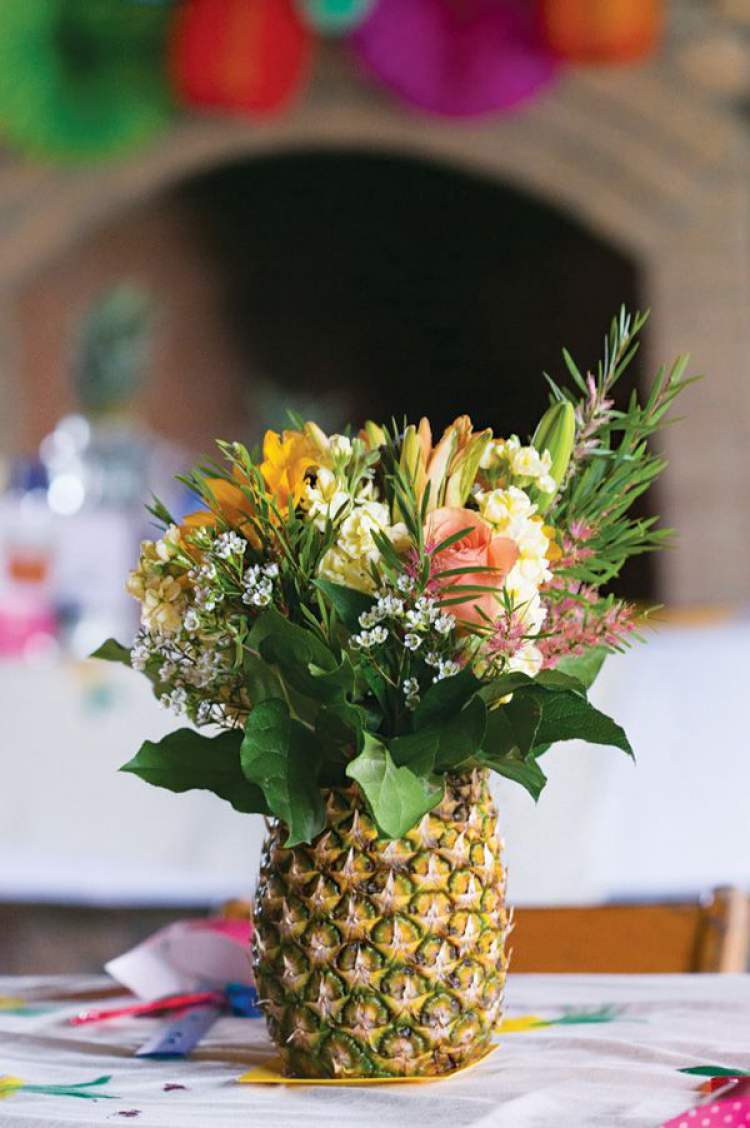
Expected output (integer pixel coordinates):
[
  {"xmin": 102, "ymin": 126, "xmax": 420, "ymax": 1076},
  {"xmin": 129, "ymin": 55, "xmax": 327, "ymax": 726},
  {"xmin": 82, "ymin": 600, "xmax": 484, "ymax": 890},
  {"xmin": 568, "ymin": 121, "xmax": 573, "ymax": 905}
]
[
  {"xmin": 539, "ymin": 0, "xmax": 663, "ymax": 64},
  {"xmin": 169, "ymin": 0, "xmax": 313, "ymax": 116}
]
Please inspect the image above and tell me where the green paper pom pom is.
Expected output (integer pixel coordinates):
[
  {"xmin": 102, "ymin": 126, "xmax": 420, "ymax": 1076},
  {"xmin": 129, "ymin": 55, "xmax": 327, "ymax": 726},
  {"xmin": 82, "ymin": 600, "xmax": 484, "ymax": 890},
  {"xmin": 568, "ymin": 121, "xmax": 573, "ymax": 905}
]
[{"xmin": 0, "ymin": 0, "xmax": 174, "ymax": 162}]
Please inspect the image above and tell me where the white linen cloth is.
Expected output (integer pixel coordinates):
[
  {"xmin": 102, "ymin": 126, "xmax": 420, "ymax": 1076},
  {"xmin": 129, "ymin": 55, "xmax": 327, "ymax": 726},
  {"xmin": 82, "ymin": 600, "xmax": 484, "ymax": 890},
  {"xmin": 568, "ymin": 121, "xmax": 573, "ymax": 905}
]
[{"xmin": 0, "ymin": 974, "xmax": 748, "ymax": 1127}]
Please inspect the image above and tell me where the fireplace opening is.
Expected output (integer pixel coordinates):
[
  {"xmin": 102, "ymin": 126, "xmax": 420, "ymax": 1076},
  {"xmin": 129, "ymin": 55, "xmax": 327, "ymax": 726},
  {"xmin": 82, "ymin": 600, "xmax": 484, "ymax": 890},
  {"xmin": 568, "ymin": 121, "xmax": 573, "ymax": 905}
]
[{"xmin": 175, "ymin": 150, "xmax": 653, "ymax": 600}]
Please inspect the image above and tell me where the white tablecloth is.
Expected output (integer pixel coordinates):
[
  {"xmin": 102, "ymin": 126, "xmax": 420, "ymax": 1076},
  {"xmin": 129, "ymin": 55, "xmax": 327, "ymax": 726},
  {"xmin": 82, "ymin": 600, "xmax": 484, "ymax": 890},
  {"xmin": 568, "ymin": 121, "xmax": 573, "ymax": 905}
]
[{"xmin": 1, "ymin": 974, "xmax": 748, "ymax": 1126}]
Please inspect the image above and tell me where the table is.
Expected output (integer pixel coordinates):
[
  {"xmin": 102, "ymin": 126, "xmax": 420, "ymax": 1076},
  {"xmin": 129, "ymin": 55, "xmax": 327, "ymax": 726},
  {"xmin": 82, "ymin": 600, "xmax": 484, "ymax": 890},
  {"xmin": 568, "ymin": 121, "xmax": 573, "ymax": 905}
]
[{"xmin": 1, "ymin": 974, "xmax": 748, "ymax": 1126}]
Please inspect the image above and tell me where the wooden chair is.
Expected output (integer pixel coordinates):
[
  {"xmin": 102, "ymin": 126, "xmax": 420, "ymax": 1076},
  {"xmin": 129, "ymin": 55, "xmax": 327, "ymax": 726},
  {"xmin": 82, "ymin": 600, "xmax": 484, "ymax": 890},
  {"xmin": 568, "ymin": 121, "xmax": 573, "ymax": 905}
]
[{"xmin": 509, "ymin": 887, "xmax": 750, "ymax": 973}]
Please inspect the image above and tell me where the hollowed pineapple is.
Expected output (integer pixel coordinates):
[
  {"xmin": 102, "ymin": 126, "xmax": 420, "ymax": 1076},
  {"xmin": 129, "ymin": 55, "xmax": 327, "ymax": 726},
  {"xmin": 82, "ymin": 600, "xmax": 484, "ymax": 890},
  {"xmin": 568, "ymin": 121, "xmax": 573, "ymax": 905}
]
[{"xmin": 252, "ymin": 769, "xmax": 509, "ymax": 1078}]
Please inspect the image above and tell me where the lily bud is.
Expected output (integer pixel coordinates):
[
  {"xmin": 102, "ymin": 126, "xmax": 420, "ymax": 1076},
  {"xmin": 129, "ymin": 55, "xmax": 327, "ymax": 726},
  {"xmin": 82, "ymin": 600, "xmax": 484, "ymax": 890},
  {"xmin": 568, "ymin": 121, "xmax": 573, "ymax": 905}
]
[
  {"xmin": 361, "ymin": 420, "xmax": 386, "ymax": 450},
  {"xmin": 532, "ymin": 401, "xmax": 575, "ymax": 513},
  {"xmin": 444, "ymin": 429, "xmax": 492, "ymax": 508},
  {"xmin": 400, "ymin": 424, "xmax": 428, "ymax": 498},
  {"xmin": 424, "ymin": 424, "xmax": 459, "ymax": 512},
  {"xmin": 303, "ymin": 421, "xmax": 330, "ymax": 453}
]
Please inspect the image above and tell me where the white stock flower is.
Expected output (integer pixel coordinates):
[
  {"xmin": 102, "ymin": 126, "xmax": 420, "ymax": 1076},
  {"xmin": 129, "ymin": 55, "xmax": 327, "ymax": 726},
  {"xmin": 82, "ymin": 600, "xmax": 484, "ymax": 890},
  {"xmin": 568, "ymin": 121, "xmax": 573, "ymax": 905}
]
[{"xmin": 319, "ymin": 500, "xmax": 404, "ymax": 594}]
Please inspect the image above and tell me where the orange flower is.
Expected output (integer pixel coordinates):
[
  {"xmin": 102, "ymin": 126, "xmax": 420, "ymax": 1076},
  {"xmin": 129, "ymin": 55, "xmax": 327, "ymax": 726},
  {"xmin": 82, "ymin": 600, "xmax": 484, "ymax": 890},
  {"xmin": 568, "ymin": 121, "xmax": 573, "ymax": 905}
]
[
  {"xmin": 259, "ymin": 429, "xmax": 319, "ymax": 511},
  {"xmin": 426, "ymin": 506, "xmax": 518, "ymax": 627},
  {"xmin": 182, "ymin": 473, "xmax": 260, "ymax": 546}
]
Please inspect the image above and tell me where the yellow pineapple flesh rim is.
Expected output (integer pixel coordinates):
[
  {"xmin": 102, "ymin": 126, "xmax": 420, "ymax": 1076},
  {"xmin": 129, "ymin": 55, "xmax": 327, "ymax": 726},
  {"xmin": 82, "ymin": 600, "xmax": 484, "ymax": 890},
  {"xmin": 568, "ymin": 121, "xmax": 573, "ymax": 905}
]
[{"xmin": 237, "ymin": 1040, "xmax": 500, "ymax": 1085}]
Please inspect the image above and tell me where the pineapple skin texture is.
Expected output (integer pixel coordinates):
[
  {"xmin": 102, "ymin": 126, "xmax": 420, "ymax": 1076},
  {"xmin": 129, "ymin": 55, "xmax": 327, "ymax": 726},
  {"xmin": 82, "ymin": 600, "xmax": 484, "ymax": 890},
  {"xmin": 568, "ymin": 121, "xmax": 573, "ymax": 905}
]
[{"xmin": 252, "ymin": 770, "xmax": 509, "ymax": 1078}]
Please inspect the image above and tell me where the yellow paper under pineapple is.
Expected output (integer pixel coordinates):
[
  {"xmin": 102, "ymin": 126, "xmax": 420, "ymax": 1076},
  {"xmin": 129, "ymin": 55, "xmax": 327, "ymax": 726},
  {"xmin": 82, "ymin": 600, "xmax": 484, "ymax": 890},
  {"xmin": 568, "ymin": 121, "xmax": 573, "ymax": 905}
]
[{"xmin": 238, "ymin": 1042, "xmax": 500, "ymax": 1086}]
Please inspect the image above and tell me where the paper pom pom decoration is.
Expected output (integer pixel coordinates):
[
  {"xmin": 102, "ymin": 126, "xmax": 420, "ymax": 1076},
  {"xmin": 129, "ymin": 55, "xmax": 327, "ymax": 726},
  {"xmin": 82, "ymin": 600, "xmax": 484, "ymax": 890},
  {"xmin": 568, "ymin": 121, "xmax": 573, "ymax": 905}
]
[
  {"xmin": 296, "ymin": 0, "xmax": 377, "ymax": 34},
  {"xmin": 539, "ymin": 0, "xmax": 664, "ymax": 64},
  {"xmin": 0, "ymin": 0, "xmax": 173, "ymax": 161},
  {"xmin": 351, "ymin": 0, "xmax": 558, "ymax": 118},
  {"xmin": 170, "ymin": 0, "xmax": 313, "ymax": 116}
]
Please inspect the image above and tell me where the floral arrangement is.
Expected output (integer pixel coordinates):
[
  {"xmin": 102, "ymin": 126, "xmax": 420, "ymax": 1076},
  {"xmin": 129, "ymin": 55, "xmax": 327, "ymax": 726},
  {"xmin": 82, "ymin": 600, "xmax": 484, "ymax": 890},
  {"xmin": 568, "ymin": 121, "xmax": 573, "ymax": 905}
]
[{"xmin": 97, "ymin": 310, "xmax": 690, "ymax": 844}]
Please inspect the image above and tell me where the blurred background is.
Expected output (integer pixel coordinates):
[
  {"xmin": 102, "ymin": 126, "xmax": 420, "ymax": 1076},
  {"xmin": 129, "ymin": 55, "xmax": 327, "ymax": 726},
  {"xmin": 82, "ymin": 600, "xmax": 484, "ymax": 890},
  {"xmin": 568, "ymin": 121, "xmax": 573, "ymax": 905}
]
[{"xmin": 0, "ymin": 0, "xmax": 748, "ymax": 973}]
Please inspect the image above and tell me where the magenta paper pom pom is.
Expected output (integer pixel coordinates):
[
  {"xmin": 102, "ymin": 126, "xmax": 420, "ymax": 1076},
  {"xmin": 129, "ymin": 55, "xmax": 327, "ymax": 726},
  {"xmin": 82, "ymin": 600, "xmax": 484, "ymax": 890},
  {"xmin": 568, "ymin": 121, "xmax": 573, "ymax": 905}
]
[{"xmin": 351, "ymin": 0, "xmax": 559, "ymax": 118}]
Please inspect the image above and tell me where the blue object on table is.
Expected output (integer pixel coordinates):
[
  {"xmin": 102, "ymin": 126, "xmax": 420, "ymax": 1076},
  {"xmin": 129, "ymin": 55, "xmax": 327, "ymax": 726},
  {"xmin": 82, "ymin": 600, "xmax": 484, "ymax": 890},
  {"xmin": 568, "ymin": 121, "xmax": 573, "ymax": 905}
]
[
  {"xmin": 135, "ymin": 1005, "xmax": 222, "ymax": 1058},
  {"xmin": 225, "ymin": 983, "xmax": 263, "ymax": 1018}
]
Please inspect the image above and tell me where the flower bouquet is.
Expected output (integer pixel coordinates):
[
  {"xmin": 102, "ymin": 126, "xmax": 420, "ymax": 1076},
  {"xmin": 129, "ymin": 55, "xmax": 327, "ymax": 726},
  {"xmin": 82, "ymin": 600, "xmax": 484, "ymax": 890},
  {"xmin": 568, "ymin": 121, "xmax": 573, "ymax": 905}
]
[{"xmin": 97, "ymin": 309, "xmax": 691, "ymax": 1079}]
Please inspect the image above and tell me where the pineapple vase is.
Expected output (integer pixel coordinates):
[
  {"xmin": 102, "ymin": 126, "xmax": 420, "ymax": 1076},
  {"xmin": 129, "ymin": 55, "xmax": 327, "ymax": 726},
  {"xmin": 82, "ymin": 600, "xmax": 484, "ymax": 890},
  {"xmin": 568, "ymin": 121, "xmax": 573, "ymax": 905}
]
[{"xmin": 252, "ymin": 770, "xmax": 509, "ymax": 1079}]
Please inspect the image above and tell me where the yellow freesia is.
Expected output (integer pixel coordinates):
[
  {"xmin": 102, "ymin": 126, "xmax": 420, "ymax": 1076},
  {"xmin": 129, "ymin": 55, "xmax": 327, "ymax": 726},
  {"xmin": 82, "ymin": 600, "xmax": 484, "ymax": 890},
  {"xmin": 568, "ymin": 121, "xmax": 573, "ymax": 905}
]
[{"xmin": 260, "ymin": 429, "xmax": 319, "ymax": 511}]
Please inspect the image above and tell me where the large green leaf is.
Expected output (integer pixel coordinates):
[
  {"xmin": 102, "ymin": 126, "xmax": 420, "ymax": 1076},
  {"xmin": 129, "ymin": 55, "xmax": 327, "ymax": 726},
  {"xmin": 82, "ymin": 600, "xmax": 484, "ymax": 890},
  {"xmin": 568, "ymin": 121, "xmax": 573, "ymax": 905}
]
[
  {"xmin": 241, "ymin": 699, "xmax": 326, "ymax": 846},
  {"xmin": 90, "ymin": 638, "xmax": 131, "ymax": 667},
  {"xmin": 433, "ymin": 695, "xmax": 487, "ymax": 771},
  {"xmin": 555, "ymin": 647, "xmax": 608, "ymax": 690},
  {"xmin": 482, "ymin": 696, "xmax": 543, "ymax": 762},
  {"xmin": 258, "ymin": 608, "xmax": 354, "ymax": 705},
  {"xmin": 531, "ymin": 691, "xmax": 633, "ymax": 757},
  {"xmin": 120, "ymin": 729, "xmax": 267, "ymax": 814},
  {"xmin": 315, "ymin": 700, "xmax": 366, "ymax": 777},
  {"xmin": 346, "ymin": 735, "xmax": 444, "ymax": 838},
  {"xmin": 243, "ymin": 651, "xmax": 285, "ymax": 704},
  {"xmin": 481, "ymin": 752, "xmax": 548, "ymax": 801},
  {"xmin": 502, "ymin": 693, "xmax": 543, "ymax": 759},
  {"xmin": 315, "ymin": 578, "xmax": 374, "ymax": 633},
  {"xmin": 533, "ymin": 669, "xmax": 588, "ymax": 697},
  {"xmin": 413, "ymin": 665, "xmax": 482, "ymax": 730},
  {"xmin": 389, "ymin": 728, "xmax": 440, "ymax": 776}
]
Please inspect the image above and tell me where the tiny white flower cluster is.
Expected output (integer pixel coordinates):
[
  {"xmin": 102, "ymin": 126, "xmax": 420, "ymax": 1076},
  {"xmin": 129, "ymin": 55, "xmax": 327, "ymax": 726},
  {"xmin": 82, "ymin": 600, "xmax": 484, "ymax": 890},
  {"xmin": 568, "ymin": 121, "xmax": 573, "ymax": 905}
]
[
  {"xmin": 424, "ymin": 652, "xmax": 461, "ymax": 682},
  {"xmin": 402, "ymin": 676, "xmax": 420, "ymax": 710},
  {"xmin": 348, "ymin": 578, "xmax": 460, "ymax": 696},
  {"xmin": 350, "ymin": 624, "xmax": 389, "ymax": 650},
  {"xmin": 242, "ymin": 562, "xmax": 279, "ymax": 608},
  {"xmin": 358, "ymin": 593, "xmax": 404, "ymax": 628},
  {"xmin": 212, "ymin": 530, "xmax": 246, "ymax": 559},
  {"xmin": 188, "ymin": 560, "xmax": 224, "ymax": 612},
  {"xmin": 131, "ymin": 625, "xmax": 238, "ymax": 721},
  {"xmin": 160, "ymin": 686, "xmax": 188, "ymax": 715}
]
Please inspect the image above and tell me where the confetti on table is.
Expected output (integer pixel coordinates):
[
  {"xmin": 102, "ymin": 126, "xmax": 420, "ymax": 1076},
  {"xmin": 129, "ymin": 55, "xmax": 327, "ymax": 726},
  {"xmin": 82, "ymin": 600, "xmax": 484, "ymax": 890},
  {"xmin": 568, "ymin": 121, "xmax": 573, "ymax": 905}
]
[
  {"xmin": 498, "ymin": 1005, "xmax": 626, "ymax": 1033},
  {"xmin": 0, "ymin": 1073, "xmax": 117, "ymax": 1101},
  {"xmin": 0, "ymin": 996, "xmax": 55, "ymax": 1017}
]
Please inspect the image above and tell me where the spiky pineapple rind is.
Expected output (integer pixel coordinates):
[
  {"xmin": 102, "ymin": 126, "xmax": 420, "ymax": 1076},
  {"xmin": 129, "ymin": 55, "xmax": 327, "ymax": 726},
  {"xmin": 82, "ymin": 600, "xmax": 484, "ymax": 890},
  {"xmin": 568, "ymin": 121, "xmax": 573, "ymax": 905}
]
[{"xmin": 253, "ymin": 770, "xmax": 509, "ymax": 1078}]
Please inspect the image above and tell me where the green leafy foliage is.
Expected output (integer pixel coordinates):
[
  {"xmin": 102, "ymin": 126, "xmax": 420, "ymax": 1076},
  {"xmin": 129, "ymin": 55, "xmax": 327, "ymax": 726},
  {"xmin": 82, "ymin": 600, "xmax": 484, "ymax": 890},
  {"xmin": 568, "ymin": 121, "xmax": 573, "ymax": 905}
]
[
  {"xmin": 413, "ymin": 666, "xmax": 482, "ymax": 729},
  {"xmin": 346, "ymin": 735, "xmax": 444, "ymax": 838},
  {"xmin": 314, "ymin": 578, "xmax": 374, "ymax": 633},
  {"xmin": 241, "ymin": 699, "xmax": 326, "ymax": 846},
  {"xmin": 482, "ymin": 754, "xmax": 548, "ymax": 801},
  {"xmin": 120, "ymin": 729, "xmax": 267, "ymax": 814},
  {"xmin": 531, "ymin": 691, "xmax": 632, "ymax": 756},
  {"xmin": 258, "ymin": 607, "xmax": 354, "ymax": 705},
  {"xmin": 90, "ymin": 638, "xmax": 131, "ymax": 666},
  {"xmin": 555, "ymin": 647, "xmax": 608, "ymax": 690}
]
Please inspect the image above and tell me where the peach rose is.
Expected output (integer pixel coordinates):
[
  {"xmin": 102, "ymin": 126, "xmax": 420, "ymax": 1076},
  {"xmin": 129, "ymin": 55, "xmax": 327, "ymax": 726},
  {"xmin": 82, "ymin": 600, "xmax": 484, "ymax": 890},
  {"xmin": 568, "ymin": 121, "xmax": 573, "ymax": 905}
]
[{"xmin": 426, "ymin": 506, "xmax": 518, "ymax": 627}]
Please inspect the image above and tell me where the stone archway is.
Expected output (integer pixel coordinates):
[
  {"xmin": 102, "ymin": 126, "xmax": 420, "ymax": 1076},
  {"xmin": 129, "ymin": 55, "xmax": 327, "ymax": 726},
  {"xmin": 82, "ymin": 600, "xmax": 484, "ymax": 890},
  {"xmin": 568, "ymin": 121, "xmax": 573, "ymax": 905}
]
[{"xmin": 0, "ymin": 53, "xmax": 747, "ymax": 603}]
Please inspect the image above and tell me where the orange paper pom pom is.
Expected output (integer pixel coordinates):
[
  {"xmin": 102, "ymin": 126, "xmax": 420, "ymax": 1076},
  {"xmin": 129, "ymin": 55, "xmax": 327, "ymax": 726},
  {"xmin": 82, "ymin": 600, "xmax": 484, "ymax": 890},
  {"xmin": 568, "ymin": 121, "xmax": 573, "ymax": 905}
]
[{"xmin": 539, "ymin": 0, "xmax": 663, "ymax": 64}]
